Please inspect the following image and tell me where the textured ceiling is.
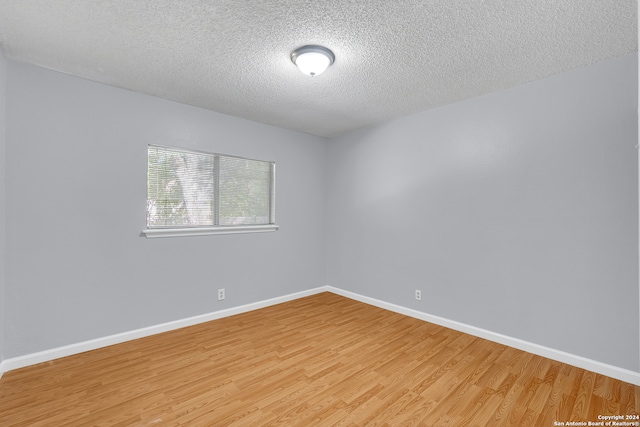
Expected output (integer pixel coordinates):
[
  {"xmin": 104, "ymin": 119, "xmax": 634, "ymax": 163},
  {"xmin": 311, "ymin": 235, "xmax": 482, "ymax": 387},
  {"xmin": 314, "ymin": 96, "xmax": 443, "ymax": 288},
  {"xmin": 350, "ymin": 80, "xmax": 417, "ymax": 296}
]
[{"xmin": 0, "ymin": 1, "xmax": 636, "ymax": 137}]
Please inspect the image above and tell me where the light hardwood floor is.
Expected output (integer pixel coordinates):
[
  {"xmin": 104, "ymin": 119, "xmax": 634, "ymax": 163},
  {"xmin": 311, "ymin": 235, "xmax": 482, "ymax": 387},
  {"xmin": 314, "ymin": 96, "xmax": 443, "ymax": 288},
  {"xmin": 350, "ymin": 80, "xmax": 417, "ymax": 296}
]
[{"xmin": 0, "ymin": 292, "xmax": 638, "ymax": 426}]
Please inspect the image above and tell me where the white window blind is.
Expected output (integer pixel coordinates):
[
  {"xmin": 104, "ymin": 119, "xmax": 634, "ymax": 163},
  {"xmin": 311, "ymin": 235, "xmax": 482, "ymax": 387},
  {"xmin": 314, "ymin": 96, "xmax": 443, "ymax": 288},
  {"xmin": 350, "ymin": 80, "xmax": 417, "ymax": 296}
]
[{"xmin": 145, "ymin": 145, "xmax": 276, "ymax": 237}]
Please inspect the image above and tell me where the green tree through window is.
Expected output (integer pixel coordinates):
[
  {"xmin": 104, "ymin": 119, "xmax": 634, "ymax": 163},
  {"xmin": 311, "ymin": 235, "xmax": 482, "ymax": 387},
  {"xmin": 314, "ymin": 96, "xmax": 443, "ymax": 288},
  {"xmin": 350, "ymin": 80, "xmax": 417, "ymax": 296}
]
[{"xmin": 147, "ymin": 145, "xmax": 275, "ymax": 229}]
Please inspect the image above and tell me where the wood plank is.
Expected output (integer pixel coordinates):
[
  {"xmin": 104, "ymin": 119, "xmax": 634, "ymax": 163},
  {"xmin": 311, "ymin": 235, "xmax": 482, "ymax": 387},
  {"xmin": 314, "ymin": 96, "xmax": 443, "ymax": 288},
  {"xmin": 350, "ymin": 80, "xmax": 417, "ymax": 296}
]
[{"xmin": 0, "ymin": 292, "xmax": 638, "ymax": 426}]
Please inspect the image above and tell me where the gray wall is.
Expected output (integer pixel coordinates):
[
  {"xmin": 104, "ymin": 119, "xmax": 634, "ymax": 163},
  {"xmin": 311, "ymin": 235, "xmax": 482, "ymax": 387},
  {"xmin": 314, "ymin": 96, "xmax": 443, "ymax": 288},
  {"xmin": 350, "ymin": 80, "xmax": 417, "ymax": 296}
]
[
  {"xmin": 4, "ymin": 60, "xmax": 327, "ymax": 358},
  {"xmin": 2, "ymin": 52, "xmax": 638, "ymax": 374},
  {"xmin": 327, "ymin": 53, "xmax": 639, "ymax": 371},
  {"xmin": 0, "ymin": 52, "xmax": 6, "ymax": 363}
]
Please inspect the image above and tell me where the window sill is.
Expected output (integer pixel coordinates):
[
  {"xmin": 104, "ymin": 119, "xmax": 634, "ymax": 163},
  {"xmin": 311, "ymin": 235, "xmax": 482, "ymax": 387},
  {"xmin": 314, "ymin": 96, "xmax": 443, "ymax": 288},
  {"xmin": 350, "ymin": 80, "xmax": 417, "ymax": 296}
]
[{"xmin": 142, "ymin": 224, "xmax": 279, "ymax": 238}]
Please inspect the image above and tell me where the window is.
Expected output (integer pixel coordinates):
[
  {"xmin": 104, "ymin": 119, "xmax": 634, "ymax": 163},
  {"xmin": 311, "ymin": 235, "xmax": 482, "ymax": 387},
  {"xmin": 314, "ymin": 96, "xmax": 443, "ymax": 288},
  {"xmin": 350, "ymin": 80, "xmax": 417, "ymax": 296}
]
[{"xmin": 143, "ymin": 145, "xmax": 277, "ymax": 238}]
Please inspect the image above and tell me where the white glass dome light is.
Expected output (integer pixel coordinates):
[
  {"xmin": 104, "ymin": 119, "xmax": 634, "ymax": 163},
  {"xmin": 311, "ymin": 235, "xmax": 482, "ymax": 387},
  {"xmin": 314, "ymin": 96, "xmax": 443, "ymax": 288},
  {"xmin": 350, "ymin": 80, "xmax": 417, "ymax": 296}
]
[{"xmin": 291, "ymin": 45, "xmax": 335, "ymax": 77}]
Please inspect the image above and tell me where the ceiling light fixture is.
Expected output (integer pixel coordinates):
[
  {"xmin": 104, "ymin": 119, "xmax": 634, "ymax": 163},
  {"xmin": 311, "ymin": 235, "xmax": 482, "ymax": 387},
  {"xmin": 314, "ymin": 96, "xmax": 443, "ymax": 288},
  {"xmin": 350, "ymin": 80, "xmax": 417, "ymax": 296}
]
[{"xmin": 291, "ymin": 45, "xmax": 335, "ymax": 77}]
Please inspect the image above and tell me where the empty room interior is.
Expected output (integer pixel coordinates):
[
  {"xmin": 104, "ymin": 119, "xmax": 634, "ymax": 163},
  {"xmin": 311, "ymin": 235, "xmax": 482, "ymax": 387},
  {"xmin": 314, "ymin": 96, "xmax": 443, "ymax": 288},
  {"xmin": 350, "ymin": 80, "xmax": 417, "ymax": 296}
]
[{"xmin": 0, "ymin": 1, "xmax": 639, "ymax": 426}]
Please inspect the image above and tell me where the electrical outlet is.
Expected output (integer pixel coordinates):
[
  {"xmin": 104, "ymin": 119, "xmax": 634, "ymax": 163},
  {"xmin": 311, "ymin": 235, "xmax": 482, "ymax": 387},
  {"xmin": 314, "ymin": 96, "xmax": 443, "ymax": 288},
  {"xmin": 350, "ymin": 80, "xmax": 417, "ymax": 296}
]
[
  {"xmin": 218, "ymin": 288, "xmax": 225, "ymax": 301},
  {"xmin": 415, "ymin": 289, "xmax": 422, "ymax": 301}
]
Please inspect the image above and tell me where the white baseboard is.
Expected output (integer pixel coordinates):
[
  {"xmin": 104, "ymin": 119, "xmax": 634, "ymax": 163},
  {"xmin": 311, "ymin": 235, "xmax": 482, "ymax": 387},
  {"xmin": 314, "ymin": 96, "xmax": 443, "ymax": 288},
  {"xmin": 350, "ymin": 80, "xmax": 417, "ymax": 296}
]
[
  {"xmin": 326, "ymin": 287, "xmax": 640, "ymax": 386},
  {"xmin": 2, "ymin": 285, "xmax": 639, "ymax": 386},
  {"xmin": 1, "ymin": 286, "xmax": 329, "ymax": 375}
]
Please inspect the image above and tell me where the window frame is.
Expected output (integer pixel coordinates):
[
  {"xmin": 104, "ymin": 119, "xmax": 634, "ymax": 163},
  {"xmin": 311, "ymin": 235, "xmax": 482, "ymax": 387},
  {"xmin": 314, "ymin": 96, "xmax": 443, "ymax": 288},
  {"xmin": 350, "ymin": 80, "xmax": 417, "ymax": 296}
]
[{"xmin": 142, "ymin": 144, "xmax": 278, "ymax": 238}]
